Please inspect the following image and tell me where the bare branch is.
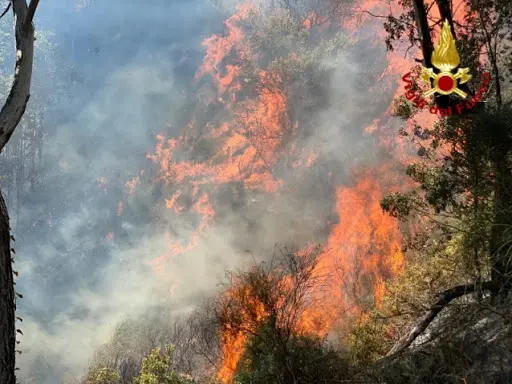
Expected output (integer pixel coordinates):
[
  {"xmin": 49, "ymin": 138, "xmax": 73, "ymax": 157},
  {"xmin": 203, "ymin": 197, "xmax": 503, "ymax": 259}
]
[
  {"xmin": 0, "ymin": 2, "xmax": 11, "ymax": 19},
  {"xmin": 387, "ymin": 281, "xmax": 494, "ymax": 356},
  {"xmin": 354, "ymin": 6, "xmax": 388, "ymax": 19}
]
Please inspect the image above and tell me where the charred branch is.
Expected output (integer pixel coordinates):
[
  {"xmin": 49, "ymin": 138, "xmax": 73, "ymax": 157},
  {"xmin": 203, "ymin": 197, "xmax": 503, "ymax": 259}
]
[{"xmin": 386, "ymin": 281, "xmax": 494, "ymax": 356}]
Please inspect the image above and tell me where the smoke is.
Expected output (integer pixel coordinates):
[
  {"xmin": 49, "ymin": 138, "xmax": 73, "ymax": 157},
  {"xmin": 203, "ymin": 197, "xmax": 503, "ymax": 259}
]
[
  {"xmin": 0, "ymin": 0, "xmax": 399, "ymax": 382},
  {"xmin": 9, "ymin": 0, "xmax": 232, "ymax": 382}
]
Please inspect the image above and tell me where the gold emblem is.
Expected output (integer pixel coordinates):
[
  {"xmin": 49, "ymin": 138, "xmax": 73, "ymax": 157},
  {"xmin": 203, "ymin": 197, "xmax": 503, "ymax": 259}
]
[{"xmin": 421, "ymin": 20, "xmax": 471, "ymax": 99}]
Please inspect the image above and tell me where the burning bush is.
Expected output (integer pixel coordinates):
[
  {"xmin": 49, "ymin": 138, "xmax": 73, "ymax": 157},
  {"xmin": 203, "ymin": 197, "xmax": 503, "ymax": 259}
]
[
  {"xmin": 85, "ymin": 0, "xmax": 512, "ymax": 382},
  {"xmin": 113, "ymin": 2, "xmax": 409, "ymax": 382},
  {"xmin": 193, "ymin": 247, "xmax": 331, "ymax": 381}
]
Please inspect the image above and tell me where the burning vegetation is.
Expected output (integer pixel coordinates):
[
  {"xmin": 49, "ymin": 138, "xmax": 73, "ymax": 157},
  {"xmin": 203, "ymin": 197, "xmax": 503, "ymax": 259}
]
[
  {"xmin": 28, "ymin": 0, "xmax": 511, "ymax": 383},
  {"xmin": 126, "ymin": 4, "xmax": 411, "ymax": 379}
]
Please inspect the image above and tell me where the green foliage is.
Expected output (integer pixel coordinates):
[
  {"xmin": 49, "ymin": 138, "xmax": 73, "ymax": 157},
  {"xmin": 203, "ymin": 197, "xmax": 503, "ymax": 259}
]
[
  {"xmin": 247, "ymin": 9, "xmax": 347, "ymax": 71},
  {"xmin": 380, "ymin": 192, "xmax": 420, "ymax": 219},
  {"xmin": 85, "ymin": 366, "xmax": 120, "ymax": 384},
  {"xmin": 234, "ymin": 322, "xmax": 350, "ymax": 384},
  {"xmin": 370, "ymin": 3, "xmax": 512, "ymax": 381},
  {"xmin": 383, "ymin": 4, "xmax": 416, "ymax": 52},
  {"xmin": 133, "ymin": 345, "xmax": 193, "ymax": 384},
  {"xmin": 227, "ymin": 6, "xmax": 349, "ymax": 117},
  {"xmin": 381, "ymin": 106, "xmax": 512, "ymax": 286},
  {"xmin": 348, "ymin": 231, "xmax": 474, "ymax": 364},
  {"xmin": 392, "ymin": 95, "xmax": 416, "ymax": 121},
  {"xmin": 348, "ymin": 317, "xmax": 389, "ymax": 365}
]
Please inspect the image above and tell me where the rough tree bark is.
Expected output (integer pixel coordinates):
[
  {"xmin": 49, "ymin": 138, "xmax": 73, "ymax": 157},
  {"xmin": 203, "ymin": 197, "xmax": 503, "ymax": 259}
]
[{"xmin": 0, "ymin": 1, "xmax": 40, "ymax": 383}]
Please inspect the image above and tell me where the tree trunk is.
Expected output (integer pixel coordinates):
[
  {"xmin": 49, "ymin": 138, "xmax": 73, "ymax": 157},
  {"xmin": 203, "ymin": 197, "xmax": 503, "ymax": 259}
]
[
  {"xmin": 0, "ymin": 1, "xmax": 40, "ymax": 383},
  {"xmin": 412, "ymin": 0, "xmax": 433, "ymax": 70},
  {"xmin": 434, "ymin": 0, "xmax": 456, "ymax": 37},
  {"xmin": 0, "ymin": 192, "xmax": 15, "ymax": 384},
  {"xmin": 0, "ymin": 0, "xmax": 38, "ymax": 149}
]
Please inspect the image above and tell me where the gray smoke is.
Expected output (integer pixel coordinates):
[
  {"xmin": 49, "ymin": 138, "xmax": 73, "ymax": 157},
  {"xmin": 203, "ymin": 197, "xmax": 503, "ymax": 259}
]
[{"xmin": 0, "ymin": 0, "xmax": 397, "ymax": 382}]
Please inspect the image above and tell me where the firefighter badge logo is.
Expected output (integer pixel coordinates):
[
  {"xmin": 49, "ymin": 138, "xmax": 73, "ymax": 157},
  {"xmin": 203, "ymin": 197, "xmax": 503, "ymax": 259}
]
[
  {"xmin": 420, "ymin": 20, "xmax": 471, "ymax": 99},
  {"xmin": 401, "ymin": 19, "xmax": 490, "ymax": 116}
]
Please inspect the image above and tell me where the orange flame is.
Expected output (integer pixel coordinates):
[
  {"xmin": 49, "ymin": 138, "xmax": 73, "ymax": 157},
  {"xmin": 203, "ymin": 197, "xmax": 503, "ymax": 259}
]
[
  {"xmin": 217, "ymin": 284, "xmax": 268, "ymax": 381},
  {"xmin": 132, "ymin": 0, "xmax": 470, "ymax": 382},
  {"xmin": 320, "ymin": 167, "xmax": 405, "ymax": 314},
  {"xmin": 125, "ymin": 177, "xmax": 139, "ymax": 195}
]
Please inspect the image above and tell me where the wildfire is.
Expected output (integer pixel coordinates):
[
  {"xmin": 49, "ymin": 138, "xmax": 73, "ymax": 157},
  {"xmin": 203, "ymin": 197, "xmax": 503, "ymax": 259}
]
[
  {"xmin": 195, "ymin": 1, "xmax": 254, "ymax": 104},
  {"xmin": 125, "ymin": 176, "xmax": 139, "ymax": 195},
  {"xmin": 217, "ymin": 284, "xmax": 268, "ymax": 382},
  {"xmin": 319, "ymin": 167, "xmax": 405, "ymax": 316},
  {"xmin": 117, "ymin": 0, "xmax": 465, "ymax": 382}
]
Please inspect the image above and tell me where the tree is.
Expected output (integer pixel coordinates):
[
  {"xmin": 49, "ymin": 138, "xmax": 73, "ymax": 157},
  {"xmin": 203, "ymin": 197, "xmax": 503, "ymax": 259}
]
[
  {"xmin": 84, "ymin": 366, "xmax": 120, "ymax": 384},
  {"xmin": 376, "ymin": 0, "xmax": 512, "ymax": 354},
  {"xmin": 193, "ymin": 247, "xmax": 349, "ymax": 383},
  {"xmin": 234, "ymin": 325, "xmax": 349, "ymax": 384},
  {"xmin": 192, "ymin": 247, "xmax": 354, "ymax": 383},
  {"xmin": 0, "ymin": 28, "xmax": 61, "ymax": 231},
  {"xmin": 87, "ymin": 313, "xmax": 201, "ymax": 384},
  {"xmin": 133, "ymin": 345, "xmax": 193, "ymax": 384},
  {"xmin": 0, "ymin": 1, "xmax": 40, "ymax": 383}
]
